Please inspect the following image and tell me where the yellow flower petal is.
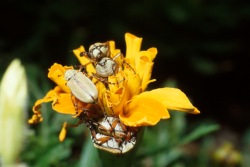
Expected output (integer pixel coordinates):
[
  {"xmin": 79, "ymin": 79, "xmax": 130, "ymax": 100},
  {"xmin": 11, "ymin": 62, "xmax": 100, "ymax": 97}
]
[
  {"xmin": 48, "ymin": 63, "xmax": 72, "ymax": 93},
  {"xmin": 120, "ymin": 87, "xmax": 199, "ymax": 127},
  {"xmin": 136, "ymin": 88, "xmax": 199, "ymax": 114},
  {"xmin": 125, "ymin": 33, "xmax": 142, "ymax": 69},
  {"xmin": 59, "ymin": 122, "xmax": 68, "ymax": 142},
  {"xmin": 32, "ymin": 86, "xmax": 63, "ymax": 114},
  {"xmin": 29, "ymin": 86, "xmax": 63, "ymax": 124},
  {"xmin": 28, "ymin": 113, "xmax": 43, "ymax": 124},
  {"xmin": 138, "ymin": 48, "xmax": 157, "ymax": 91},
  {"xmin": 143, "ymin": 47, "xmax": 157, "ymax": 62},
  {"xmin": 31, "ymin": 86, "xmax": 76, "ymax": 121},
  {"xmin": 73, "ymin": 45, "xmax": 96, "ymax": 74},
  {"xmin": 109, "ymin": 41, "xmax": 121, "ymax": 58},
  {"xmin": 52, "ymin": 93, "xmax": 75, "ymax": 115},
  {"xmin": 120, "ymin": 94, "xmax": 170, "ymax": 126},
  {"xmin": 150, "ymin": 88, "xmax": 200, "ymax": 114},
  {"xmin": 125, "ymin": 70, "xmax": 141, "ymax": 97}
]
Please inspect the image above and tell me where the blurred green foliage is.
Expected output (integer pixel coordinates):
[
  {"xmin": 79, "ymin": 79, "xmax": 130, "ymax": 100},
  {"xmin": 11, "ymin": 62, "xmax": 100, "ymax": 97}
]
[{"xmin": 1, "ymin": 0, "xmax": 249, "ymax": 166}]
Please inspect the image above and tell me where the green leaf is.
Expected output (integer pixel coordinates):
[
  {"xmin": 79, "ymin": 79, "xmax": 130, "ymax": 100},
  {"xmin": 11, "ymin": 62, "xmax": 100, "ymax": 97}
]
[
  {"xmin": 78, "ymin": 136, "xmax": 100, "ymax": 167},
  {"xmin": 179, "ymin": 124, "xmax": 220, "ymax": 145}
]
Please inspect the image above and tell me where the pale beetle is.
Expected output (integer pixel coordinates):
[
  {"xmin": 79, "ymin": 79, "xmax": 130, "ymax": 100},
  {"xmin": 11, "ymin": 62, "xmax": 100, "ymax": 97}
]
[
  {"xmin": 80, "ymin": 42, "xmax": 126, "ymax": 79},
  {"xmin": 91, "ymin": 116, "xmax": 140, "ymax": 154},
  {"xmin": 65, "ymin": 69, "xmax": 98, "ymax": 103}
]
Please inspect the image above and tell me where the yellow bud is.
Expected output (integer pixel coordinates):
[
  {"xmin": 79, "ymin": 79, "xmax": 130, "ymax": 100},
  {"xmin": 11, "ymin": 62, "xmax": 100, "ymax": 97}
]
[{"xmin": 0, "ymin": 59, "xmax": 28, "ymax": 166}]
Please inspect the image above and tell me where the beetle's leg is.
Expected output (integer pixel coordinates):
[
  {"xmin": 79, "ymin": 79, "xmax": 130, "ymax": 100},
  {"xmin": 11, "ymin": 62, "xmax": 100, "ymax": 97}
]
[
  {"xmin": 112, "ymin": 52, "xmax": 124, "ymax": 61},
  {"xmin": 94, "ymin": 136, "xmax": 112, "ymax": 145},
  {"xmin": 62, "ymin": 119, "xmax": 84, "ymax": 130},
  {"xmin": 79, "ymin": 51, "xmax": 96, "ymax": 63},
  {"xmin": 89, "ymin": 123, "xmax": 112, "ymax": 145},
  {"xmin": 71, "ymin": 93, "xmax": 79, "ymax": 116}
]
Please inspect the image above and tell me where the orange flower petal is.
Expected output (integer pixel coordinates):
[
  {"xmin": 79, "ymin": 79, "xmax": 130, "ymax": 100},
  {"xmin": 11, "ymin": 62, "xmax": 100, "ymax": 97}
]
[
  {"xmin": 48, "ymin": 63, "xmax": 72, "ymax": 93},
  {"xmin": 138, "ymin": 48, "xmax": 157, "ymax": 91},
  {"xmin": 120, "ymin": 87, "xmax": 200, "ymax": 127},
  {"xmin": 119, "ymin": 94, "xmax": 170, "ymax": 126},
  {"xmin": 59, "ymin": 122, "xmax": 68, "ymax": 142},
  {"xmin": 152, "ymin": 88, "xmax": 200, "ymax": 114},
  {"xmin": 125, "ymin": 70, "xmax": 141, "ymax": 97},
  {"xmin": 73, "ymin": 45, "xmax": 96, "ymax": 74},
  {"xmin": 32, "ymin": 86, "xmax": 63, "ymax": 114},
  {"xmin": 29, "ymin": 86, "xmax": 64, "ymax": 124},
  {"xmin": 52, "ymin": 93, "xmax": 75, "ymax": 115},
  {"xmin": 125, "ymin": 33, "xmax": 142, "ymax": 69},
  {"xmin": 109, "ymin": 41, "xmax": 121, "ymax": 58},
  {"xmin": 134, "ymin": 88, "xmax": 199, "ymax": 114}
]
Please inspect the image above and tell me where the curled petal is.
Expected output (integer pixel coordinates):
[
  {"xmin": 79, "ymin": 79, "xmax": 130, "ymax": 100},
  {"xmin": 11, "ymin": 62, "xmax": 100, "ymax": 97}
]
[
  {"xmin": 108, "ymin": 41, "xmax": 121, "ymax": 58},
  {"xmin": 28, "ymin": 113, "xmax": 43, "ymax": 124},
  {"xmin": 32, "ymin": 86, "xmax": 63, "ymax": 114},
  {"xmin": 29, "ymin": 86, "xmax": 63, "ymax": 124},
  {"xmin": 147, "ymin": 88, "xmax": 200, "ymax": 114},
  {"xmin": 137, "ymin": 88, "xmax": 199, "ymax": 114},
  {"xmin": 48, "ymin": 63, "xmax": 72, "ymax": 93},
  {"xmin": 30, "ymin": 86, "xmax": 76, "ymax": 123},
  {"xmin": 138, "ymin": 48, "xmax": 157, "ymax": 91},
  {"xmin": 120, "ymin": 87, "xmax": 199, "ymax": 127},
  {"xmin": 120, "ymin": 94, "xmax": 170, "ymax": 127},
  {"xmin": 52, "ymin": 93, "xmax": 75, "ymax": 115},
  {"xmin": 142, "ymin": 47, "xmax": 157, "ymax": 62},
  {"xmin": 125, "ymin": 33, "xmax": 142, "ymax": 70}
]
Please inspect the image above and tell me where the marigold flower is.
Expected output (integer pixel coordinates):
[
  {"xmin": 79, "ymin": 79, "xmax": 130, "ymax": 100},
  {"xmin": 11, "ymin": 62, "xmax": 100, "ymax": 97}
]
[{"xmin": 28, "ymin": 33, "xmax": 200, "ymax": 154}]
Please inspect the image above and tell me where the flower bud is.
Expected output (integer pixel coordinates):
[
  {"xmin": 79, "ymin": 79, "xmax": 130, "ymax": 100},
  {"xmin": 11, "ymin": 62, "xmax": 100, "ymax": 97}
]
[{"xmin": 0, "ymin": 59, "xmax": 28, "ymax": 166}]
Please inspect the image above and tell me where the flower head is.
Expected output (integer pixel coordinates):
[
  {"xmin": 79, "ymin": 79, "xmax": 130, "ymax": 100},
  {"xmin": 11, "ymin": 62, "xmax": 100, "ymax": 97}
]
[{"xmin": 28, "ymin": 33, "xmax": 200, "ymax": 154}]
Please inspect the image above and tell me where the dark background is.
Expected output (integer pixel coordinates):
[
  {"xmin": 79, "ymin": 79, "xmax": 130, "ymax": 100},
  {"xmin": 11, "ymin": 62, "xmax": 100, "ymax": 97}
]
[{"xmin": 1, "ymin": 0, "xmax": 249, "ymax": 145}]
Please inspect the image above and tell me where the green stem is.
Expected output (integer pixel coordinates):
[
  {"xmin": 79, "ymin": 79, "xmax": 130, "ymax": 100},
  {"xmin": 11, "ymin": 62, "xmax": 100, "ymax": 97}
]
[{"xmin": 98, "ymin": 149, "xmax": 136, "ymax": 167}]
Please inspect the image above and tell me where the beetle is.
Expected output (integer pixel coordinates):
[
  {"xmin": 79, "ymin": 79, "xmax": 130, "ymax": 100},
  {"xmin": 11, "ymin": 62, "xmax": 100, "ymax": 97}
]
[
  {"xmin": 65, "ymin": 69, "xmax": 98, "ymax": 103},
  {"xmin": 92, "ymin": 132, "xmax": 136, "ymax": 154},
  {"xmin": 80, "ymin": 42, "xmax": 110, "ymax": 61},
  {"xmin": 94, "ymin": 116, "xmax": 129, "ymax": 139},
  {"xmin": 80, "ymin": 42, "xmax": 124, "ymax": 78},
  {"xmin": 88, "ymin": 42, "xmax": 110, "ymax": 61},
  {"xmin": 61, "ymin": 115, "xmax": 136, "ymax": 154},
  {"xmin": 90, "ymin": 116, "xmax": 140, "ymax": 154},
  {"xmin": 95, "ymin": 57, "xmax": 118, "ymax": 78}
]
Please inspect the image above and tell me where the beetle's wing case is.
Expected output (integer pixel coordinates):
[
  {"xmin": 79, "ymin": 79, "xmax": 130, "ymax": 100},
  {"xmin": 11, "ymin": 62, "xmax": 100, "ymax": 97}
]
[
  {"xmin": 121, "ymin": 137, "xmax": 136, "ymax": 153},
  {"xmin": 96, "ymin": 117, "xmax": 126, "ymax": 138},
  {"xmin": 65, "ymin": 70, "xmax": 98, "ymax": 103},
  {"xmin": 93, "ymin": 133, "xmax": 122, "ymax": 154},
  {"xmin": 92, "ymin": 133, "xmax": 136, "ymax": 154},
  {"xmin": 89, "ymin": 42, "xmax": 110, "ymax": 60},
  {"xmin": 65, "ymin": 69, "xmax": 77, "ymax": 81},
  {"xmin": 95, "ymin": 57, "xmax": 117, "ymax": 77}
]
